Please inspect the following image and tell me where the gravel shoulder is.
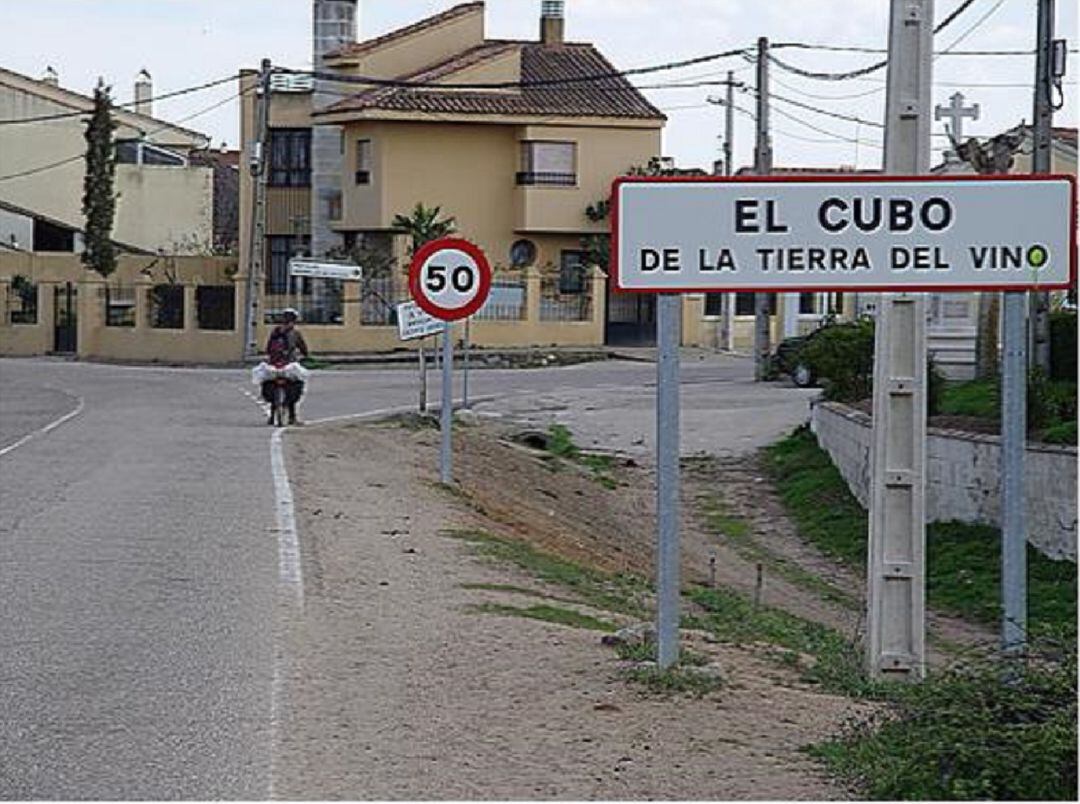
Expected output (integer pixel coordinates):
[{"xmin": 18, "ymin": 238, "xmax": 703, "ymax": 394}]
[{"xmin": 275, "ymin": 421, "xmax": 866, "ymax": 800}]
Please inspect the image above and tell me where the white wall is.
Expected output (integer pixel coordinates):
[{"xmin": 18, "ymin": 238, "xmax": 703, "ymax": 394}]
[{"xmin": 811, "ymin": 400, "xmax": 1077, "ymax": 560}]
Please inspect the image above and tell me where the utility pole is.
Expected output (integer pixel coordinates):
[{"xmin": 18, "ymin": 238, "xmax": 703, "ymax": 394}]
[
  {"xmin": 866, "ymin": 0, "xmax": 932, "ymax": 682},
  {"xmin": 753, "ymin": 37, "xmax": 773, "ymax": 380},
  {"xmin": 1000, "ymin": 0, "xmax": 1060, "ymax": 657},
  {"xmin": 721, "ymin": 71, "xmax": 736, "ymax": 351},
  {"xmin": 243, "ymin": 59, "xmax": 272, "ymax": 361},
  {"xmin": 1029, "ymin": 0, "xmax": 1057, "ymax": 373}
]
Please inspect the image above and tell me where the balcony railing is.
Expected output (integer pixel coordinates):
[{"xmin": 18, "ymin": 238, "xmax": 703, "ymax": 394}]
[{"xmin": 516, "ymin": 171, "xmax": 576, "ymax": 187}]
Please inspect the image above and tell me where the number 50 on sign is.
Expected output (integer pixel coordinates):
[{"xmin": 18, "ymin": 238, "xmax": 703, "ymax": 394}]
[{"xmin": 409, "ymin": 238, "xmax": 492, "ymax": 321}]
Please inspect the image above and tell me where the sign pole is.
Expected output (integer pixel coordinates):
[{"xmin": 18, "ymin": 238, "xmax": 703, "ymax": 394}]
[
  {"xmin": 1001, "ymin": 293, "xmax": 1027, "ymax": 654},
  {"xmin": 656, "ymin": 293, "xmax": 681, "ymax": 669},
  {"xmin": 463, "ymin": 317, "xmax": 471, "ymax": 409},
  {"xmin": 418, "ymin": 341, "xmax": 427, "ymax": 413},
  {"xmin": 440, "ymin": 322, "xmax": 454, "ymax": 485}
]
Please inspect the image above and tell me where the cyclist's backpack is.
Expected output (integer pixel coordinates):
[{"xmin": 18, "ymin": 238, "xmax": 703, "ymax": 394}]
[{"xmin": 268, "ymin": 328, "xmax": 290, "ymax": 364}]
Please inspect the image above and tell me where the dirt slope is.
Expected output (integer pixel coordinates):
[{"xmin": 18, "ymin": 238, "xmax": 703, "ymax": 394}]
[{"xmin": 274, "ymin": 421, "xmax": 866, "ymax": 800}]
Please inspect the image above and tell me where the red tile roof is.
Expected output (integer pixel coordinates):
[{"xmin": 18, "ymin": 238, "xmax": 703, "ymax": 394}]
[
  {"xmin": 325, "ymin": 2, "xmax": 484, "ymax": 60},
  {"xmin": 318, "ymin": 40, "xmax": 664, "ymax": 121}
]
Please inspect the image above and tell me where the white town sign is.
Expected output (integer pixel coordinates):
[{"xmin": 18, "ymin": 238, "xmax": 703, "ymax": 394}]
[{"xmin": 613, "ymin": 174, "xmax": 1076, "ymax": 293}]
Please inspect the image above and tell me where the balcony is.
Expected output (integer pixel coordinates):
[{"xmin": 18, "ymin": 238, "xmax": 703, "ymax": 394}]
[{"xmin": 515, "ymin": 171, "xmax": 576, "ymax": 187}]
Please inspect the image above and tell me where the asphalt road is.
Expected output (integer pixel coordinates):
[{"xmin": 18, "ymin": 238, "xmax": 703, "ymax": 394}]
[{"xmin": 0, "ymin": 353, "xmax": 814, "ymax": 798}]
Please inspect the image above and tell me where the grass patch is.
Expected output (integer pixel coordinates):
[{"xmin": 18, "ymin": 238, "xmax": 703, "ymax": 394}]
[
  {"xmin": 469, "ymin": 602, "xmax": 615, "ymax": 632},
  {"xmin": 441, "ymin": 528, "xmax": 649, "ymax": 616},
  {"xmin": 812, "ymin": 636, "xmax": 1077, "ymax": 800},
  {"xmin": 624, "ymin": 664, "xmax": 723, "ymax": 698},
  {"xmin": 688, "ymin": 584, "xmax": 875, "ymax": 697},
  {"xmin": 543, "ymin": 424, "xmax": 619, "ymax": 489},
  {"xmin": 937, "ymin": 378, "xmax": 998, "ymax": 419},
  {"xmin": 696, "ymin": 489, "xmax": 857, "ymax": 609},
  {"xmin": 764, "ymin": 427, "xmax": 1077, "ymax": 637}
]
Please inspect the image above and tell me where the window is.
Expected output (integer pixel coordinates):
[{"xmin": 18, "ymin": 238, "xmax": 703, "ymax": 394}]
[
  {"xmin": 509, "ymin": 239, "xmax": 537, "ymax": 268},
  {"xmin": 799, "ymin": 292, "xmax": 818, "ymax": 315},
  {"xmin": 355, "ymin": 139, "xmax": 372, "ymax": 184},
  {"xmin": 704, "ymin": 293, "xmax": 725, "ymax": 316},
  {"xmin": 735, "ymin": 293, "xmax": 777, "ymax": 316},
  {"xmin": 268, "ymin": 128, "xmax": 311, "ymax": 187},
  {"xmin": 267, "ymin": 235, "xmax": 310, "ymax": 294},
  {"xmin": 558, "ymin": 250, "xmax": 587, "ymax": 294},
  {"xmin": 114, "ymin": 139, "xmax": 185, "ymax": 167},
  {"xmin": 518, "ymin": 141, "xmax": 576, "ymax": 186}
]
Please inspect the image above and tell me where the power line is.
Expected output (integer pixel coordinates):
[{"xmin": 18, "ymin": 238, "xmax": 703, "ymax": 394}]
[
  {"xmin": 0, "ymin": 73, "xmax": 238, "ymax": 126},
  {"xmin": 280, "ymin": 46, "xmax": 754, "ymax": 91},
  {"xmin": 766, "ymin": 0, "xmax": 980, "ymax": 81},
  {"xmin": 0, "ymin": 154, "xmax": 83, "ymax": 182},
  {"xmin": 0, "ymin": 87, "xmax": 251, "ymax": 183}
]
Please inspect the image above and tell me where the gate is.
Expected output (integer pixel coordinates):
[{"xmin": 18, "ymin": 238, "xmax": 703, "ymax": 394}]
[
  {"xmin": 605, "ymin": 280, "xmax": 656, "ymax": 346},
  {"xmin": 53, "ymin": 282, "xmax": 77, "ymax": 353}
]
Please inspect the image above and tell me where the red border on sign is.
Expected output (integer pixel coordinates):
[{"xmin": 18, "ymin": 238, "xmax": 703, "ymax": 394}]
[
  {"xmin": 609, "ymin": 172, "xmax": 1078, "ymax": 294},
  {"xmin": 409, "ymin": 237, "xmax": 493, "ymax": 321}
]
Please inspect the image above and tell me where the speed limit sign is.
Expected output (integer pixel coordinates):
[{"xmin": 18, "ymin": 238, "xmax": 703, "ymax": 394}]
[{"xmin": 408, "ymin": 237, "xmax": 492, "ymax": 321}]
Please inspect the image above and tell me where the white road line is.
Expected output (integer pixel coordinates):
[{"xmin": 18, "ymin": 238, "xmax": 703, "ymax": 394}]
[
  {"xmin": 0, "ymin": 393, "xmax": 85, "ymax": 458},
  {"xmin": 269, "ymin": 428, "xmax": 303, "ymax": 604}
]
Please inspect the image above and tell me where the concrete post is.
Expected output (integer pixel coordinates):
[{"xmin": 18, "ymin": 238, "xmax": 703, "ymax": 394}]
[
  {"xmin": 78, "ymin": 278, "xmax": 105, "ymax": 359},
  {"xmin": 184, "ymin": 283, "xmax": 199, "ymax": 334},
  {"xmin": 134, "ymin": 278, "xmax": 152, "ymax": 332},
  {"xmin": 525, "ymin": 266, "xmax": 542, "ymax": 325},
  {"xmin": 867, "ymin": 0, "xmax": 933, "ymax": 682}
]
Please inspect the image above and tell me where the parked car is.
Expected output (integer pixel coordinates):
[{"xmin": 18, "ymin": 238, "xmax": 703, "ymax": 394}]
[{"xmin": 770, "ymin": 328, "xmax": 824, "ymax": 387}]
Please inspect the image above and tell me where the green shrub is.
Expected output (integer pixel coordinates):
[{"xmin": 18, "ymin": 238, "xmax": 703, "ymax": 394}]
[
  {"xmin": 927, "ymin": 357, "xmax": 947, "ymax": 416},
  {"xmin": 802, "ymin": 318, "xmax": 876, "ymax": 401},
  {"xmin": 1049, "ymin": 311, "xmax": 1077, "ymax": 382},
  {"xmin": 1040, "ymin": 419, "xmax": 1077, "ymax": 445},
  {"xmin": 814, "ymin": 638, "xmax": 1078, "ymax": 800},
  {"xmin": 1028, "ymin": 369, "xmax": 1078, "ymax": 433}
]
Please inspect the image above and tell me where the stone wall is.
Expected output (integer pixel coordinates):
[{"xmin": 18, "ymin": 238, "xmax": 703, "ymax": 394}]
[{"xmin": 811, "ymin": 401, "xmax": 1077, "ymax": 560}]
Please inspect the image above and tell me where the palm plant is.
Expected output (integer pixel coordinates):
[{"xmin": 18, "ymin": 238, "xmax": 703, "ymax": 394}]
[{"xmin": 392, "ymin": 203, "xmax": 457, "ymax": 255}]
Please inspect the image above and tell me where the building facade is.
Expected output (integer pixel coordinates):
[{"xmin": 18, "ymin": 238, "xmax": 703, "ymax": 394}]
[
  {"xmin": 0, "ymin": 66, "xmax": 214, "ymax": 255},
  {"xmin": 239, "ymin": 1, "xmax": 667, "ymax": 348}
]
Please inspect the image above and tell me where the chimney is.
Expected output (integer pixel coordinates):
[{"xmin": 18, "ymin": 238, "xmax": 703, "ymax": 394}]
[
  {"xmin": 134, "ymin": 69, "xmax": 153, "ymax": 116},
  {"xmin": 540, "ymin": 0, "xmax": 564, "ymax": 45},
  {"xmin": 42, "ymin": 66, "xmax": 59, "ymax": 86}
]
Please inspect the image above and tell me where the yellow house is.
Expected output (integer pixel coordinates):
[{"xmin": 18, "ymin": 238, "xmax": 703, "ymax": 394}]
[
  {"xmin": 0, "ymin": 66, "xmax": 214, "ymax": 255},
  {"xmin": 239, "ymin": 1, "xmax": 670, "ymax": 349}
]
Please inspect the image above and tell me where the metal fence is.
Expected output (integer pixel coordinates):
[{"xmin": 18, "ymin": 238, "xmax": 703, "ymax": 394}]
[
  {"xmin": 7, "ymin": 281, "xmax": 38, "ymax": 325},
  {"xmin": 103, "ymin": 285, "xmax": 136, "ymax": 327},
  {"xmin": 147, "ymin": 284, "xmax": 184, "ymax": 329},
  {"xmin": 195, "ymin": 286, "xmax": 235, "ymax": 331},
  {"xmin": 360, "ymin": 276, "xmax": 406, "ymax": 325},
  {"xmin": 474, "ymin": 274, "xmax": 527, "ymax": 321},
  {"xmin": 264, "ymin": 279, "xmax": 345, "ymax": 326},
  {"xmin": 539, "ymin": 272, "xmax": 592, "ymax": 322}
]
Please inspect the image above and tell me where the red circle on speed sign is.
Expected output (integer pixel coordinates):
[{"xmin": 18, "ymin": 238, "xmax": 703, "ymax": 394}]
[{"xmin": 408, "ymin": 237, "xmax": 492, "ymax": 321}]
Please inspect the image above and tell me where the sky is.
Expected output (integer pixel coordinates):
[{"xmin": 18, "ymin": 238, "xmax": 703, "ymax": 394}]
[{"xmin": 5, "ymin": 0, "xmax": 1078, "ymax": 171}]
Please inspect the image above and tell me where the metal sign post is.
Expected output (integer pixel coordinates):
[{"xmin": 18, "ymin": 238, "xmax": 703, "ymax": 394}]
[
  {"xmin": 655, "ymin": 293, "xmax": 681, "ymax": 669},
  {"xmin": 408, "ymin": 237, "xmax": 492, "ymax": 486},
  {"xmin": 613, "ymin": 172, "xmax": 1076, "ymax": 674},
  {"xmin": 440, "ymin": 322, "xmax": 454, "ymax": 484}
]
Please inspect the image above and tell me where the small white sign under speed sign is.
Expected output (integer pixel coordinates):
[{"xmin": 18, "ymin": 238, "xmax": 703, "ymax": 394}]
[
  {"xmin": 408, "ymin": 237, "xmax": 492, "ymax": 321},
  {"xmin": 396, "ymin": 301, "xmax": 443, "ymax": 341}
]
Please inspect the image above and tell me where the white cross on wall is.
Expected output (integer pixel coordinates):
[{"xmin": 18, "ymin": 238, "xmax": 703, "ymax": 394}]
[{"xmin": 934, "ymin": 92, "xmax": 980, "ymax": 159}]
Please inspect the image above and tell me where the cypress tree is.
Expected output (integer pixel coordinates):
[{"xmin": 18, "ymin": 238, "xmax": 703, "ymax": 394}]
[{"xmin": 81, "ymin": 79, "xmax": 117, "ymax": 278}]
